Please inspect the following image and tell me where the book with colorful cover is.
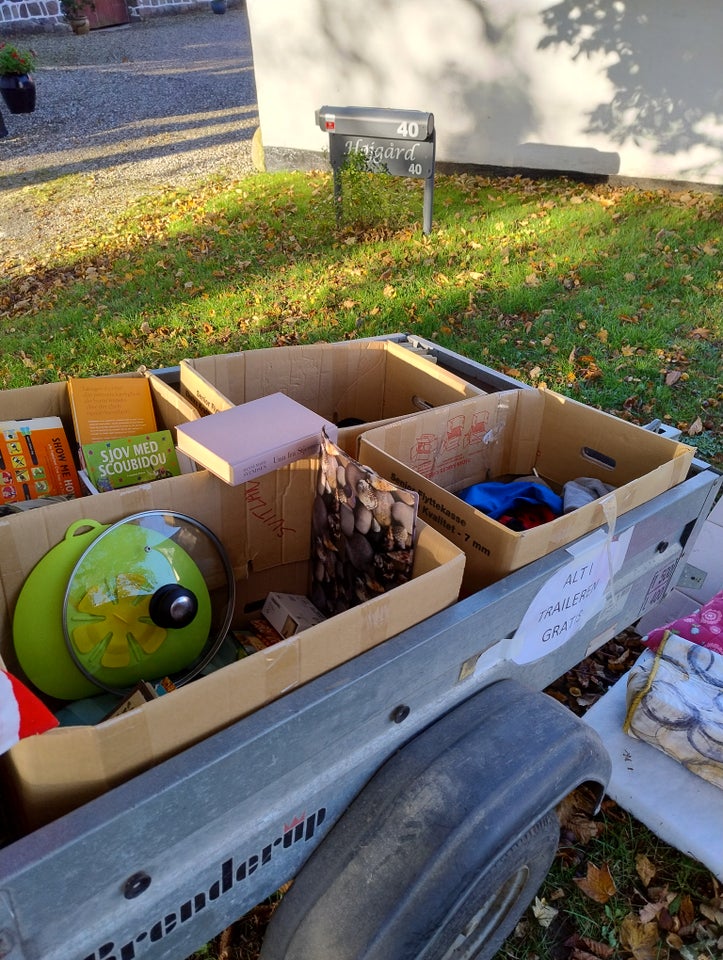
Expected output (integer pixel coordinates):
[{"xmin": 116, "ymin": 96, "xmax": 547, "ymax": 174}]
[
  {"xmin": 81, "ymin": 430, "xmax": 181, "ymax": 491},
  {"xmin": 0, "ymin": 417, "xmax": 82, "ymax": 504},
  {"xmin": 68, "ymin": 375, "xmax": 158, "ymax": 446}
]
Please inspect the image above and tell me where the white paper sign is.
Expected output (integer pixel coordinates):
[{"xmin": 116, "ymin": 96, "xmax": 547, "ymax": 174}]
[{"xmin": 509, "ymin": 527, "xmax": 633, "ymax": 665}]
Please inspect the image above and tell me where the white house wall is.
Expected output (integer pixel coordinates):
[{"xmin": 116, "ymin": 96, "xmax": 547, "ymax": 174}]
[{"xmin": 246, "ymin": 0, "xmax": 723, "ymax": 186}]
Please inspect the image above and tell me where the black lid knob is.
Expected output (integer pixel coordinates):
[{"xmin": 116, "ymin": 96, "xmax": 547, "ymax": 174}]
[{"xmin": 148, "ymin": 584, "xmax": 198, "ymax": 629}]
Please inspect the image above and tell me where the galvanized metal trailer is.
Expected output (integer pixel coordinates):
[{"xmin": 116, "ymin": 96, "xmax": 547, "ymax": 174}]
[{"xmin": 0, "ymin": 336, "xmax": 720, "ymax": 960}]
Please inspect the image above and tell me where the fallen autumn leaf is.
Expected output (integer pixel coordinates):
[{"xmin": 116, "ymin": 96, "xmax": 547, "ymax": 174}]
[
  {"xmin": 574, "ymin": 862, "xmax": 616, "ymax": 904},
  {"xmin": 620, "ymin": 914, "xmax": 659, "ymax": 960}
]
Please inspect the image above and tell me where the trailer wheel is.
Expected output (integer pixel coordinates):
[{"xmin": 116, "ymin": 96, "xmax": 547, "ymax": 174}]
[
  {"xmin": 420, "ymin": 811, "xmax": 559, "ymax": 960},
  {"xmin": 260, "ymin": 680, "xmax": 610, "ymax": 960},
  {"xmin": 261, "ymin": 804, "xmax": 558, "ymax": 960}
]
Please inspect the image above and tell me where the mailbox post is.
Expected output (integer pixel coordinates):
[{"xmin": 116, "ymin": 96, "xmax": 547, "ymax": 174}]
[{"xmin": 316, "ymin": 106, "xmax": 436, "ymax": 234}]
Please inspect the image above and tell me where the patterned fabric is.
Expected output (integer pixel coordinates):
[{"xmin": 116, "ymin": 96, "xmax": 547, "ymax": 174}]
[
  {"xmin": 625, "ymin": 631, "xmax": 723, "ymax": 790},
  {"xmin": 497, "ymin": 504, "xmax": 558, "ymax": 531},
  {"xmin": 643, "ymin": 590, "xmax": 723, "ymax": 655}
]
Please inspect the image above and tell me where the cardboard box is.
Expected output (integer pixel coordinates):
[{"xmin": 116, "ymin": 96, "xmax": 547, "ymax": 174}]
[
  {"xmin": 262, "ymin": 593, "xmax": 326, "ymax": 638},
  {"xmin": 0, "ymin": 372, "xmax": 200, "ymax": 498},
  {"xmin": 179, "ymin": 339, "xmax": 484, "ymax": 455},
  {"xmin": 176, "ymin": 393, "xmax": 338, "ymax": 484},
  {"xmin": 358, "ymin": 389, "xmax": 695, "ymax": 595},
  {"xmin": 0, "ymin": 464, "xmax": 464, "ymax": 832}
]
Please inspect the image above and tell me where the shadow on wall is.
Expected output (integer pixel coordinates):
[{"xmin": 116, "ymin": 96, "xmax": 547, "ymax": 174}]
[
  {"xmin": 284, "ymin": 0, "xmax": 718, "ymax": 182},
  {"xmin": 437, "ymin": 0, "xmax": 718, "ymax": 181},
  {"xmin": 538, "ymin": 0, "xmax": 723, "ymax": 180},
  {"xmin": 513, "ymin": 143, "xmax": 620, "ymax": 175}
]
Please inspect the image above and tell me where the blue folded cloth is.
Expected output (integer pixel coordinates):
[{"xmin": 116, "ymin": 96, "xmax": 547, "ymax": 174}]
[{"xmin": 456, "ymin": 480, "xmax": 563, "ymax": 519}]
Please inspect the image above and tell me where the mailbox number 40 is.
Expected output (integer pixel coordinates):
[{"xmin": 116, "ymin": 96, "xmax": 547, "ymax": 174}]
[{"xmin": 397, "ymin": 120, "xmax": 420, "ymax": 139}]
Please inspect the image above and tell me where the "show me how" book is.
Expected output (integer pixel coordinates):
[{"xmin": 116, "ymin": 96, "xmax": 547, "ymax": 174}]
[
  {"xmin": 1, "ymin": 417, "xmax": 82, "ymax": 503},
  {"xmin": 175, "ymin": 393, "xmax": 338, "ymax": 485},
  {"xmin": 82, "ymin": 430, "xmax": 182, "ymax": 491}
]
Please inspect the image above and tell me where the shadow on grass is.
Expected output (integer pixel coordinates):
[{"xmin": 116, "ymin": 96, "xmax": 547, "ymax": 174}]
[{"xmin": 0, "ymin": 102, "xmax": 259, "ymax": 192}]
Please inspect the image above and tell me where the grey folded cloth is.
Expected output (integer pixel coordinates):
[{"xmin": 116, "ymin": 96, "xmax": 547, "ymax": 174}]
[{"xmin": 562, "ymin": 477, "xmax": 616, "ymax": 513}]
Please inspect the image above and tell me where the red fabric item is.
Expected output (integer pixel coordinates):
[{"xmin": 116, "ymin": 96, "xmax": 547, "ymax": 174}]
[
  {"xmin": 497, "ymin": 504, "xmax": 557, "ymax": 531},
  {"xmin": 643, "ymin": 590, "xmax": 723, "ymax": 655},
  {"xmin": 0, "ymin": 669, "xmax": 58, "ymax": 754}
]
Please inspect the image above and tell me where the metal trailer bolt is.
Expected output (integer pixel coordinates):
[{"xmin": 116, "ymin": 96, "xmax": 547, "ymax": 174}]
[
  {"xmin": 391, "ymin": 704, "xmax": 410, "ymax": 723},
  {"xmin": 656, "ymin": 541, "xmax": 669, "ymax": 553},
  {"xmin": 124, "ymin": 871, "xmax": 152, "ymax": 899}
]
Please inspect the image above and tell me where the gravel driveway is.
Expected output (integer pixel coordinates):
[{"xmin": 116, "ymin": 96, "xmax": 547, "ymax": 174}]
[{"xmin": 0, "ymin": 6, "xmax": 258, "ymax": 261}]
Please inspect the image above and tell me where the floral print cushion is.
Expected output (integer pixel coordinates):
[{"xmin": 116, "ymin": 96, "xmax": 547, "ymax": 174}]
[
  {"xmin": 625, "ymin": 589, "xmax": 723, "ymax": 789},
  {"xmin": 642, "ymin": 590, "xmax": 723, "ymax": 655},
  {"xmin": 624, "ymin": 631, "xmax": 723, "ymax": 789}
]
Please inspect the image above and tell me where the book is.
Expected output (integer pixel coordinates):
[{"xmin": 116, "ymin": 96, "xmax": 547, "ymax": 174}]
[
  {"xmin": 81, "ymin": 430, "xmax": 182, "ymax": 491},
  {"xmin": 68, "ymin": 376, "xmax": 158, "ymax": 446},
  {"xmin": 175, "ymin": 393, "xmax": 339, "ymax": 485},
  {"xmin": 0, "ymin": 417, "xmax": 82, "ymax": 504}
]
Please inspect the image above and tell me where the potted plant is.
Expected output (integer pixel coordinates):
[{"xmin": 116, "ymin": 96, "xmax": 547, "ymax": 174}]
[
  {"xmin": 61, "ymin": 0, "xmax": 95, "ymax": 34},
  {"xmin": 0, "ymin": 42, "xmax": 37, "ymax": 114}
]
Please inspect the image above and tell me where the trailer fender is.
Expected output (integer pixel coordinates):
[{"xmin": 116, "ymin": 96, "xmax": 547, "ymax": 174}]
[{"xmin": 261, "ymin": 678, "xmax": 611, "ymax": 960}]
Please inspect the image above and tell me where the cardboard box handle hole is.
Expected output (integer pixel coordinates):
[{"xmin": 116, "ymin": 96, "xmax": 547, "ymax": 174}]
[{"xmin": 580, "ymin": 446, "xmax": 617, "ymax": 470}]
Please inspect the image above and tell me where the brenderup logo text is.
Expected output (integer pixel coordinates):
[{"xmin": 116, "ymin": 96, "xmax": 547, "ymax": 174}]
[{"xmin": 83, "ymin": 807, "xmax": 326, "ymax": 960}]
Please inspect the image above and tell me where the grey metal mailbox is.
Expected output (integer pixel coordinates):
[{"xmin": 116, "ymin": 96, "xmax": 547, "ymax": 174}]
[{"xmin": 316, "ymin": 105, "xmax": 436, "ymax": 234}]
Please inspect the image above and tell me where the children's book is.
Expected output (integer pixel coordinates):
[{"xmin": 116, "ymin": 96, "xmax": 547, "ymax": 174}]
[
  {"xmin": 68, "ymin": 376, "xmax": 158, "ymax": 445},
  {"xmin": 0, "ymin": 417, "xmax": 82, "ymax": 504},
  {"xmin": 81, "ymin": 430, "xmax": 181, "ymax": 491}
]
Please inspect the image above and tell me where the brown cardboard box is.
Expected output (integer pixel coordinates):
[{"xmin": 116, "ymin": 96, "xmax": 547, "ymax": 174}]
[
  {"xmin": 0, "ymin": 372, "xmax": 200, "ymax": 494},
  {"xmin": 179, "ymin": 339, "xmax": 484, "ymax": 455},
  {"xmin": 358, "ymin": 389, "xmax": 695, "ymax": 595},
  {"xmin": 0, "ymin": 464, "xmax": 464, "ymax": 831}
]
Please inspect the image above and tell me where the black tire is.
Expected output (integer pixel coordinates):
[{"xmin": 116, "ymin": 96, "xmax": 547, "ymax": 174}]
[
  {"xmin": 422, "ymin": 812, "xmax": 560, "ymax": 960},
  {"xmin": 260, "ymin": 809, "xmax": 559, "ymax": 960},
  {"xmin": 261, "ymin": 680, "xmax": 608, "ymax": 960}
]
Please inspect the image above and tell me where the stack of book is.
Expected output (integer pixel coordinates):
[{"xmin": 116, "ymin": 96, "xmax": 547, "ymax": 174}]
[{"xmin": 68, "ymin": 376, "xmax": 182, "ymax": 492}]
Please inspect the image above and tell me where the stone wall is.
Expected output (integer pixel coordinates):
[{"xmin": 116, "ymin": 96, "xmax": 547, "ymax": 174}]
[{"xmin": 0, "ymin": 0, "xmax": 201, "ymax": 34}]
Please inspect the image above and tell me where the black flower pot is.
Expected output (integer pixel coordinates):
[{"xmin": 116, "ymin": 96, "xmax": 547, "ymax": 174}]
[{"xmin": 0, "ymin": 74, "xmax": 36, "ymax": 114}]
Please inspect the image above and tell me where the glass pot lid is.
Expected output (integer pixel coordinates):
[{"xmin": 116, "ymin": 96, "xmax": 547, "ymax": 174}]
[{"xmin": 62, "ymin": 510, "xmax": 235, "ymax": 697}]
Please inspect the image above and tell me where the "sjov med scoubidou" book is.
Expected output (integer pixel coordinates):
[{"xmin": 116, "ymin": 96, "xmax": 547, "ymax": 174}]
[{"xmin": 68, "ymin": 375, "xmax": 181, "ymax": 491}]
